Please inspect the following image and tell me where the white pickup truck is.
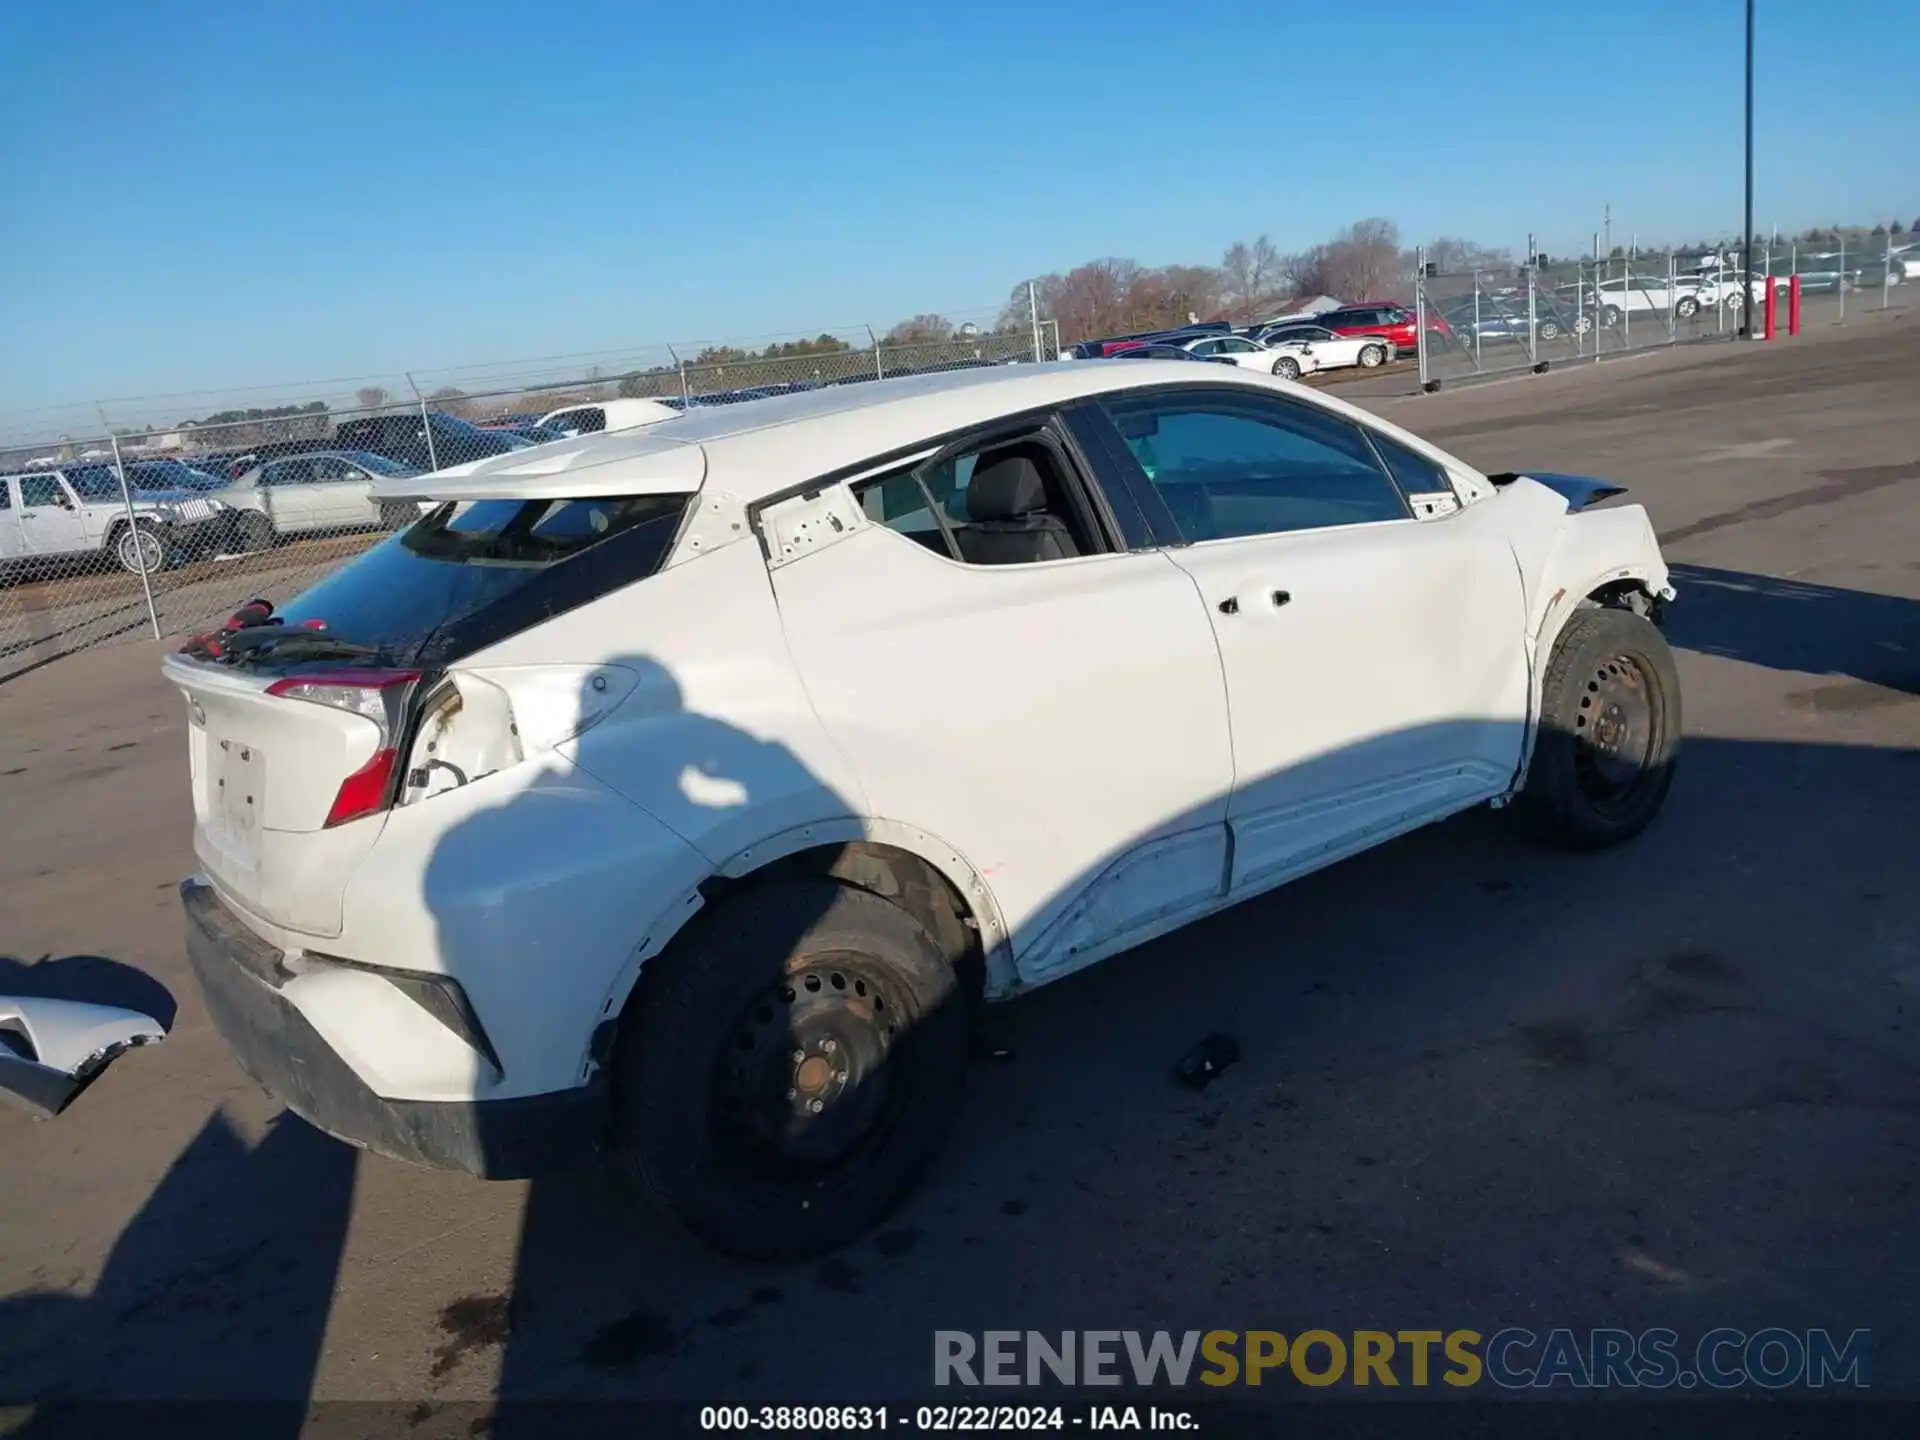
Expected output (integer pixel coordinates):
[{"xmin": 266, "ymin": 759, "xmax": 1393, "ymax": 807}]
[{"xmin": 0, "ymin": 463, "xmax": 231, "ymax": 574}]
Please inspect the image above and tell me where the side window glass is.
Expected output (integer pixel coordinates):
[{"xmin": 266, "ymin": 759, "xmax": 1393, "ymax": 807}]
[
  {"xmin": 0, "ymin": 481, "xmax": 12, "ymax": 510},
  {"xmin": 1100, "ymin": 393, "xmax": 1408, "ymax": 541},
  {"xmin": 21, "ymin": 476, "xmax": 65, "ymax": 508},
  {"xmin": 575, "ymin": 408, "xmax": 607, "ymax": 434},
  {"xmin": 853, "ymin": 434, "xmax": 1095, "ymax": 565},
  {"xmin": 1368, "ymin": 432, "xmax": 1455, "ymax": 499}
]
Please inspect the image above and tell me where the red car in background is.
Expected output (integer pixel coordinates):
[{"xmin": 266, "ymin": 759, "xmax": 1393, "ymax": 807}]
[{"xmin": 1317, "ymin": 302, "xmax": 1451, "ymax": 356}]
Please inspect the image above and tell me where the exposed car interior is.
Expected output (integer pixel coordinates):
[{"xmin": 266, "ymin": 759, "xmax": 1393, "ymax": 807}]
[{"xmin": 856, "ymin": 431, "xmax": 1102, "ymax": 565}]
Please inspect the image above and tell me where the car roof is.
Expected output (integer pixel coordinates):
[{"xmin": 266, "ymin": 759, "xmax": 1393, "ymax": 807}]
[{"xmin": 371, "ymin": 362, "xmax": 1388, "ymax": 504}]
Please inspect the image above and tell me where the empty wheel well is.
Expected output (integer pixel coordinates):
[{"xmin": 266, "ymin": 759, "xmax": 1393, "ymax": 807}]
[
  {"xmin": 1585, "ymin": 578, "xmax": 1663, "ymax": 620},
  {"xmin": 700, "ymin": 843, "xmax": 983, "ymax": 997}
]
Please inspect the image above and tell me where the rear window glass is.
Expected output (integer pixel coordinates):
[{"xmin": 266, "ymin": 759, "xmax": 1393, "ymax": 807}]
[{"xmin": 271, "ymin": 494, "xmax": 690, "ymax": 665}]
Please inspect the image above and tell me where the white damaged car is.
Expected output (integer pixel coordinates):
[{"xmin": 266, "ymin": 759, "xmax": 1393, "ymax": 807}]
[{"xmin": 165, "ymin": 363, "xmax": 1680, "ymax": 1258}]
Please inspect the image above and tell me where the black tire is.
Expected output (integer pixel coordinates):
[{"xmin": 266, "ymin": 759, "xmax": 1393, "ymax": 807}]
[
  {"xmin": 1357, "ymin": 342, "xmax": 1387, "ymax": 368},
  {"xmin": 1271, "ymin": 356, "xmax": 1302, "ymax": 381},
  {"xmin": 1676, "ymin": 296, "xmax": 1700, "ymax": 319},
  {"xmin": 1538, "ymin": 318, "xmax": 1562, "ymax": 341},
  {"xmin": 236, "ymin": 511, "xmax": 276, "ymax": 553},
  {"xmin": 611, "ymin": 879, "xmax": 970, "ymax": 1260},
  {"xmin": 380, "ymin": 500, "xmax": 417, "ymax": 530},
  {"xmin": 1511, "ymin": 606, "xmax": 1681, "ymax": 850},
  {"xmin": 110, "ymin": 520, "xmax": 166, "ymax": 575},
  {"xmin": 1601, "ymin": 304, "xmax": 1625, "ymax": 326}
]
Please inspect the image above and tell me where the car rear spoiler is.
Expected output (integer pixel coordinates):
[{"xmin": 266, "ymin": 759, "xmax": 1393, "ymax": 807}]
[{"xmin": 1487, "ymin": 472, "xmax": 1627, "ymax": 511}]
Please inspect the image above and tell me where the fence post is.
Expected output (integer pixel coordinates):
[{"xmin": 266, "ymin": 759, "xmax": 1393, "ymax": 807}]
[
  {"xmin": 867, "ymin": 325, "xmax": 884, "ymax": 380},
  {"xmin": 1027, "ymin": 281, "xmax": 1043, "ymax": 363},
  {"xmin": 1838, "ymin": 232, "xmax": 1846, "ymax": 322},
  {"xmin": 1622, "ymin": 251, "xmax": 1632, "ymax": 349},
  {"xmin": 1884, "ymin": 232, "xmax": 1893, "ymax": 311},
  {"xmin": 99, "ymin": 415, "xmax": 161, "ymax": 640},
  {"xmin": 1591, "ymin": 233, "xmax": 1602, "ymax": 361},
  {"xmin": 1668, "ymin": 250, "xmax": 1677, "ymax": 341},
  {"xmin": 1526, "ymin": 236, "xmax": 1540, "ymax": 368},
  {"xmin": 404, "ymin": 372, "xmax": 439, "ymax": 472},
  {"xmin": 1414, "ymin": 247, "xmax": 1430, "ymax": 389}
]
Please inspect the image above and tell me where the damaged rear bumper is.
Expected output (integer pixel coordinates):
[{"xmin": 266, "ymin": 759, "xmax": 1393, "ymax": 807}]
[{"xmin": 180, "ymin": 877, "xmax": 606, "ymax": 1179}]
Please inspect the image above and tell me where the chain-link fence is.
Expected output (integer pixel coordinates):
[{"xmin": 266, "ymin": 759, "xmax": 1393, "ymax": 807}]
[
  {"xmin": 0, "ymin": 320, "xmax": 1059, "ymax": 677},
  {"xmin": 1415, "ymin": 250, "xmax": 1748, "ymax": 387},
  {"xmin": 1414, "ymin": 233, "xmax": 1916, "ymax": 388}
]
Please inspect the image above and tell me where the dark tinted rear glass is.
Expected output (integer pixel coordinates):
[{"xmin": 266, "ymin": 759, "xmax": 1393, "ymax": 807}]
[
  {"xmin": 273, "ymin": 493, "xmax": 690, "ymax": 665},
  {"xmin": 66, "ymin": 466, "xmax": 128, "ymax": 501}
]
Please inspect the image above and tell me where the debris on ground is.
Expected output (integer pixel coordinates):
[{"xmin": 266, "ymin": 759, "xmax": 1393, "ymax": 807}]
[{"xmin": 1173, "ymin": 1033, "xmax": 1241, "ymax": 1090}]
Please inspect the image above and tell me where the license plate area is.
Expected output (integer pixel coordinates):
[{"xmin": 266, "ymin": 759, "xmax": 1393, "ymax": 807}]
[{"xmin": 211, "ymin": 737, "xmax": 265, "ymax": 863}]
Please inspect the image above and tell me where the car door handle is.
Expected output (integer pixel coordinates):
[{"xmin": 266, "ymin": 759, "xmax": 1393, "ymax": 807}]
[
  {"xmin": 1270, "ymin": 589, "xmax": 1292, "ymax": 608},
  {"xmin": 1217, "ymin": 596, "xmax": 1239, "ymax": 615}
]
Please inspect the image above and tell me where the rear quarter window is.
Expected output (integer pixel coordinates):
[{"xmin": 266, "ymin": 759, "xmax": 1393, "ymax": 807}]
[{"xmin": 272, "ymin": 493, "xmax": 691, "ymax": 665}]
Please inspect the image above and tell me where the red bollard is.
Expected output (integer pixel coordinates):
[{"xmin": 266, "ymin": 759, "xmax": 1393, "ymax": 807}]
[
  {"xmin": 1788, "ymin": 275, "xmax": 1802, "ymax": 335},
  {"xmin": 1763, "ymin": 278, "xmax": 1777, "ymax": 340}
]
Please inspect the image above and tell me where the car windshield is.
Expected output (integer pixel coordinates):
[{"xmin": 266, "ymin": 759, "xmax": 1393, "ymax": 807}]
[{"xmin": 269, "ymin": 493, "xmax": 692, "ymax": 665}]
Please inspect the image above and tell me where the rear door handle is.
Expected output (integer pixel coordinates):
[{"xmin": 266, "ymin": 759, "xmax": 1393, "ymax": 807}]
[
  {"xmin": 1217, "ymin": 596, "xmax": 1239, "ymax": 615},
  {"xmin": 1270, "ymin": 589, "xmax": 1292, "ymax": 608}
]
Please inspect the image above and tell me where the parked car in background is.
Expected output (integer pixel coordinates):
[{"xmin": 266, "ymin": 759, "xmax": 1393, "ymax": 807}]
[
  {"xmin": 166, "ymin": 361, "xmax": 1681, "ymax": 1260},
  {"xmin": 1252, "ymin": 322, "xmax": 1393, "ymax": 371},
  {"xmin": 0, "ymin": 463, "xmax": 230, "ymax": 574},
  {"xmin": 536, "ymin": 398, "xmax": 682, "ymax": 437},
  {"xmin": 123, "ymin": 458, "xmax": 232, "ymax": 493},
  {"xmin": 218, "ymin": 450, "xmax": 423, "ymax": 551},
  {"xmin": 1589, "ymin": 275, "xmax": 1704, "ymax": 324},
  {"xmin": 332, "ymin": 411, "xmax": 533, "ymax": 473},
  {"xmin": 479, "ymin": 412, "xmax": 545, "ymax": 430},
  {"xmin": 1439, "ymin": 290, "xmax": 1589, "ymax": 347},
  {"xmin": 187, "ymin": 438, "xmax": 337, "ymax": 481},
  {"xmin": 493, "ymin": 424, "xmax": 569, "ymax": 447},
  {"xmin": 1316, "ymin": 303, "xmax": 1451, "ymax": 356},
  {"xmin": 1108, "ymin": 343, "xmax": 1237, "ymax": 364},
  {"xmin": 1173, "ymin": 334, "xmax": 1316, "ymax": 379}
]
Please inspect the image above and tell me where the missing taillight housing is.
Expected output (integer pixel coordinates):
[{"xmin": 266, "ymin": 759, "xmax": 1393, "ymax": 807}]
[{"xmin": 266, "ymin": 668, "xmax": 422, "ymax": 827}]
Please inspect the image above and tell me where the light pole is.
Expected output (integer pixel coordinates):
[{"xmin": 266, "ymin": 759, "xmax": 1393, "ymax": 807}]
[{"xmin": 1742, "ymin": 0, "xmax": 1755, "ymax": 338}]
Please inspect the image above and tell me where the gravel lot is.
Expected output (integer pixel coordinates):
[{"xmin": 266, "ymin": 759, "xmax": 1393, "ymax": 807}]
[{"xmin": 3, "ymin": 313, "xmax": 1917, "ymax": 1422}]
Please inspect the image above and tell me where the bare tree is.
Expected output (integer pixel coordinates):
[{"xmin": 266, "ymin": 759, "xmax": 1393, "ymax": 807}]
[
  {"xmin": 355, "ymin": 385, "xmax": 390, "ymax": 413},
  {"xmin": 1220, "ymin": 235, "xmax": 1281, "ymax": 315},
  {"xmin": 426, "ymin": 386, "xmax": 474, "ymax": 419},
  {"xmin": 885, "ymin": 314, "xmax": 955, "ymax": 345},
  {"xmin": 1422, "ymin": 236, "xmax": 1515, "ymax": 277}
]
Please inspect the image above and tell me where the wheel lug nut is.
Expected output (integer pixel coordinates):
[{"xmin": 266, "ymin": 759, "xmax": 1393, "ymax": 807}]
[
  {"xmin": 787, "ymin": 1088, "xmax": 797, "ymax": 1100},
  {"xmin": 809, "ymin": 1098, "xmax": 824, "ymax": 1114},
  {"xmin": 791, "ymin": 1049, "xmax": 805, "ymax": 1063},
  {"xmin": 822, "ymin": 1038, "xmax": 837, "ymax": 1054}
]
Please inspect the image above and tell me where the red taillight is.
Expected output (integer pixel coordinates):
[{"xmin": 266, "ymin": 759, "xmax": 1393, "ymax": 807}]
[
  {"xmin": 266, "ymin": 669, "xmax": 422, "ymax": 828},
  {"xmin": 325, "ymin": 747, "xmax": 401, "ymax": 828}
]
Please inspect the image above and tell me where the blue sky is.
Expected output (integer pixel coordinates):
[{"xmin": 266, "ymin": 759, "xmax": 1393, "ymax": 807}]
[{"xmin": 0, "ymin": 0, "xmax": 1913, "ymax": 424}]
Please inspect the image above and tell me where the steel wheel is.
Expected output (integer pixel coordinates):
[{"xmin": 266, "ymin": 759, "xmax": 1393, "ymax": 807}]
[
  {"xmin": 708, "ymin": 952, "xmax": 915, "ymax": 1181},
  {"xmin": 1539, "ymin": 319, "xmax": 1562, "ymax": 340},
  {"xmin": 1573, "ymin": 653, "xmax": 1660, "ymax": 818}
]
